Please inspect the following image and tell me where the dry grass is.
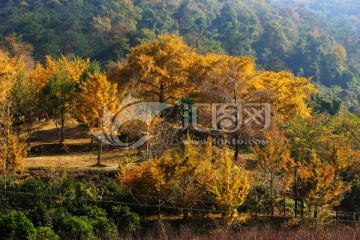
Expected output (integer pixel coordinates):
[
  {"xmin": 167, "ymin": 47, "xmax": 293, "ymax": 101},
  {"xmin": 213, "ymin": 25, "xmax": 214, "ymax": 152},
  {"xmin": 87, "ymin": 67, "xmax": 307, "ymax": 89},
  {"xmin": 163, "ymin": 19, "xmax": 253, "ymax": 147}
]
[
  {"xmin": 29, "ymin": 119, "xmax": 90, "ymax": 145},
  {"xmin": 25, "ymin": 152, "xmax": 122, "ymax": 170},
  {"xmin": 131, "ymin": 223, "xmax": 360, "ymax": 240},
  {"xmin": 25, "ymin": 119, "xmax": 139, "ymax": 171}
]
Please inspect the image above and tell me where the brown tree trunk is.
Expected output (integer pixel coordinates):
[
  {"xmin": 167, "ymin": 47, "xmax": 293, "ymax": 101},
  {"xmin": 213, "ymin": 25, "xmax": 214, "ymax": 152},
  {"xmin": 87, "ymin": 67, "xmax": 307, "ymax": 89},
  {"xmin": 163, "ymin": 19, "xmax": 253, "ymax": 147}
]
[
  {"xmin": 183, "ymin": 209, "xmax": 189, "ymax": 221},
  {"xmin": 234, "ymin": 145, "xmax": 239, "ymax": 161},
  {"xmin": 270, "ymin": 172, "xmax": 274, "ymax": 216},
  {"xmin": 283, "ymin": 194, "xmax": 286, "ymax": 216},
  {"xmin": 301, "ymin": 199, "xmax": 304, "ymax": 217},
  {"xmin": 60, "ymin": 114, "xmax": 65, "ymax": 144},
  {"xmin": 159, "ymin": 82, "xmax": 165, "ymax": 103},
  {"xmin": 314, "ymin": 207, "xmax": 318, "ymax": 219},
  {"xmin": 97, "ymin": 140, "xmax": 103, "ymax": 166}
]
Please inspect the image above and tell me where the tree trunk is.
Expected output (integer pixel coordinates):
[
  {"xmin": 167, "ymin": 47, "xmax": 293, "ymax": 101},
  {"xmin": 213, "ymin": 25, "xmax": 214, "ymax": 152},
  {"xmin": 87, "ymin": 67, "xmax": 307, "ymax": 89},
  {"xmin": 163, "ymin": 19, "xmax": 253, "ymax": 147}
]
[
  {"xmin": 137, "ymin": 148, "xmax": 142, "ymax": 156},
  {"xmin": 183, "ymin": 209, "xmax": 188, "ymax": 221},
  {"xmin": 27, "ymin": 121, "xmax": 33, "ymax": 147},
  {"xmin": 97, "ymin": 140, "xmax": 103, "ymax": 166},
  {"xmin": 144, "ymin": 201, "xmax": 147, "ymax": 222},
  {"xmin": 301, "ymin": 199, "xmax": 304, "ymax": 217},
  {"xmin": 234, "ymin": 145, "xmax": 239, "ymax": 161},
  {"xmin": 159, "ymin": 82, "xmax": 165, "ymax": 103},
  {"xmin": 255, "ymin": 190, "xmax": 259, "ymax": 218},
  {"xmin": 60, "ymin": 114, "xmax": 65, "ymax": 144},
  {"xmin": 294, "ymin": 167, "xmax": 298, "ymax": 217},
  {"xmin": 270, "ymin": 172, "xmax": 274, "ymax": 216},
  {"xmin": 283, "ymin": 194, "xmax": 286, "ymax": 216}
]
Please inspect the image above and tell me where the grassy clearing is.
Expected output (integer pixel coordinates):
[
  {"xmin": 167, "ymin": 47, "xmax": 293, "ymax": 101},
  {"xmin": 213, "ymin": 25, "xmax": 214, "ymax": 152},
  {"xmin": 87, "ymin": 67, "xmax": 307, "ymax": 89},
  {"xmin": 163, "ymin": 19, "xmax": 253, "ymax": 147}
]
[{"xmin": 25, "ymin": 119, "xmax": 139, "ymax": 171}]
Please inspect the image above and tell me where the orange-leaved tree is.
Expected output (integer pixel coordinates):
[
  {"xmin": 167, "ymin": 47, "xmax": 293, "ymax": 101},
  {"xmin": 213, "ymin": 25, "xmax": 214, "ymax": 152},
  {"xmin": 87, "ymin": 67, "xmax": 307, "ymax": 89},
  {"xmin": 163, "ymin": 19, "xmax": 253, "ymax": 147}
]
[
  {"xmin": 119, "ymin": 154, "xmax": 177, "ymax": 220},
  {"xmin": 210, "ymin": 142, "xmax": 250, "ymax": 219},
  {"xmin": 0, "ymin": 50, "xmax": 27, "ymax": 180},
  {"xmin": 252, "ymin": 126, "xmax": 295, "ymax": 216},
  {"xmin": 29, "ymin": 55, "xmax": 89, "ymax": 144},
  {"xmin": 123, "ymin": 34, "xmax": 198, "ymax": 103},
  {"xmin": 76, "ymin": 72, "xmax": 119, "ymax": 166},
  {"xmin": 174, "ymin": 134, "xmax": 214, "ymax": 220},
  {"xmin": 299, "ymin": 151, "xmax": 350, "ymax": 218}
]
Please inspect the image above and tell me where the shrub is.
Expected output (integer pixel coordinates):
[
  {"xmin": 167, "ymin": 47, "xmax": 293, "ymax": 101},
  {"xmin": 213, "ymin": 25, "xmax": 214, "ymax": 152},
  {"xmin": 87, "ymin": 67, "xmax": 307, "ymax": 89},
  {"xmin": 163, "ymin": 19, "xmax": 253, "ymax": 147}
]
[
  {"xmin": 60, "ymin": 216, "xmax": 95, "ymax": 240},
  {"xmin": 111, "ymin": 206, "xmax": 140, "ymax": 234},
  {"xmin": 0, "ymin": 210, "xmax": 37, "ymax": 240},
  {"xmin": 91, "ymin": 216, "xmax": 118, "ymax": 239},
  {"xmin": 35, "ymin": 227, "xmax": 60, "ymax": 240},
  {"xmin": 80, "ymin": 205, "xmax": 118, "ymax": 238}
]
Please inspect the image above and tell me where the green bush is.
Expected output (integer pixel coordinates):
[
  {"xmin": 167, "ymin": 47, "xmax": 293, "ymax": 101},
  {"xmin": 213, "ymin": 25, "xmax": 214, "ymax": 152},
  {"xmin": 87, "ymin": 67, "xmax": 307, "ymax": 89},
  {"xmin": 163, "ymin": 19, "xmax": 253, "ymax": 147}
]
[
  {"xmin": 91, "ymin": 216, "xmax": 118, "ymax": 239},
  {"xmin": 0, "ymin": 210, "xmax": 37, "ymax": 240},
  {"xmin": 60, "ymin": 216, "xmax": 95, "ymax": 240},
  {"xmin": 80, "ymin": 205, "xmax": 118, "ymax": 238},
  {"xmin": 35, "ymin": 227, "xmax": 59, "ymax": 240},
  {"xmin": 111, "ymin": 206, "xmax": 140, "ymax": 234}
]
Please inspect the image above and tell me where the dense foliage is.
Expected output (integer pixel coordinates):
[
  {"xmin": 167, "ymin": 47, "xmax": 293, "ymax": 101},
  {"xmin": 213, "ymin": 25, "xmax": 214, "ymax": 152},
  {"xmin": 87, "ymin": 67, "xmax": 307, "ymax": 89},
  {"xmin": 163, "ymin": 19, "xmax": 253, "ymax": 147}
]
[{"xmin": 0, "ymin": 177, "xmax": 140, "ymax": 239}]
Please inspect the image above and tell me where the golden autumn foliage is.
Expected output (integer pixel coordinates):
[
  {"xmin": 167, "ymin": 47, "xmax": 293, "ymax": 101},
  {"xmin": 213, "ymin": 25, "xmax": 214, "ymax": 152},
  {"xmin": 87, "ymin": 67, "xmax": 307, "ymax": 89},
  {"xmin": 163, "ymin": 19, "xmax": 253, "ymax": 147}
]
[
  {"xmin": 252, "ymin": 127, "xmax": 295, "ymax": 215},
  {"xmin": 0, "ymin": 50, "xmax": 27, "ymax": 177},
  {"xmin": 119, "ymin": 135, "xmax": 250, "ymax": 220},
  {"xmin": 252, "ymin": 127, "xmax": 295, "ymax": 188},
  {"xmin": 28, "ymin": 55, "xmax": 89, "ymax": 92},
  {"xmin": 77, "ymin": 72, "xmax": 119, "ymax": 129},
  {"xmin": 175, "ymin": 134, "xmax": 214, "ymax": 217},
  {"xmin": 322, "ymin": 138, "xmax": 354, "ymax": 175},
  {"xmin": 253, "ymin": 71, "xmax": 316, "ymax": 120},
  {"xmin": 118, "ymin": 34, "xmax": 315, "ymax": 122},
  {"xmin": 191, "ymin": 49, "xmax": 315, "ymax": 123},
  {"xmin": 211, "ymin": 143, "xmax": 250, "ymax": 218},
  {"xmin": 27, "ymin": 55, "xmax": 89, "ymax": 143},
  {"xmin": 253, "ymin": 128, "xmax": 294, "ymax": 178},
  {"xmin": 0, "ymin": 32, "xmax": 356, "ymax": 223},
  {"xmin": 119, "ymin": 138, "xmax": 210, "ymax": 210},
  {"xmin": 0, "ymin": 132, "xmax": 27, "ymax": 176},
  {"xmin": 299, "ymin": 151, "xmax": 350, "ymax": 217},
  {"xmin": 0, "ymin": 35, "xmax": 34, "ymax": 71},
  {"xmin": 0, "ymin": 50, "xmax": 24, "ymax": 105},
  {"xmin": 194, "ymin": 54, "xmax": 257, "ymax": 103},
  {"xmin": 123, "ymin": 34, "xmax": 198, "ymax": 103},
  {"xmin": 76, "ymin": 72, "xmax": 119, "ymax": 165},
  {"xmin": 119, "ymin": 154, "xmax": 177, "ymax": 210}
]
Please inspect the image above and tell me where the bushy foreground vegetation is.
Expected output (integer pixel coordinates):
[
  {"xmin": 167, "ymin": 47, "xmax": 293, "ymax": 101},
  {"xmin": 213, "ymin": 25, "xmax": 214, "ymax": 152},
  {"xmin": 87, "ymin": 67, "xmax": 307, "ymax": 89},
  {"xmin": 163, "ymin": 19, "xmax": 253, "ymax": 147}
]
[
  {"xmin": 1, "ymin": 175, "xmax": 360, "ymax": 240},
  {"xmin": 0, "ymin": 177, "xmax": 140, "ymax": 239}
]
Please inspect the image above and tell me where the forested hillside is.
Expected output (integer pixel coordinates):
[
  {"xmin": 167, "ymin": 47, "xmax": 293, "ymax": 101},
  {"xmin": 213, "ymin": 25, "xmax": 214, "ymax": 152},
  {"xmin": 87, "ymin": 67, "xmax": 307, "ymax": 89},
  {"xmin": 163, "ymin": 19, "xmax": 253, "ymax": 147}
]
[{"xmin": 0, "ymin": 0, "xmax": 359, "ymax": 110}]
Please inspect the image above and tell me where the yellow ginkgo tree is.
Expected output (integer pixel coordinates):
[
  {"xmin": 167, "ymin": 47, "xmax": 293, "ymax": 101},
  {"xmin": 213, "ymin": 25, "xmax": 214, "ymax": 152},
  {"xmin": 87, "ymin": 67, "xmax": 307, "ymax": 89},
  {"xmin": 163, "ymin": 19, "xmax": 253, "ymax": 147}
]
[
  {"xmin": 0, "ymin": 50, "xmax": 27, "ymax": 180},
  {"xmin": 76, "ymin": 72, "xmax": 119, "ymax": 166},
  {"xmin": 299, "ymin": 151, "xmax": 350, "ymax": 218},
  {"xmin": 123, "ymin": 34, "xmax": 198, "ymax": 103},
  {"xmin": 252, "ymin": 126, "xmax": 295, "ymax": 216},
  {"xmin": 29, "ymin": 55, "xmax": 89, "ymax": 144},
  {"xmin": 210, "ymin": 142, "xmax": 250, "ymax": 219}
]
